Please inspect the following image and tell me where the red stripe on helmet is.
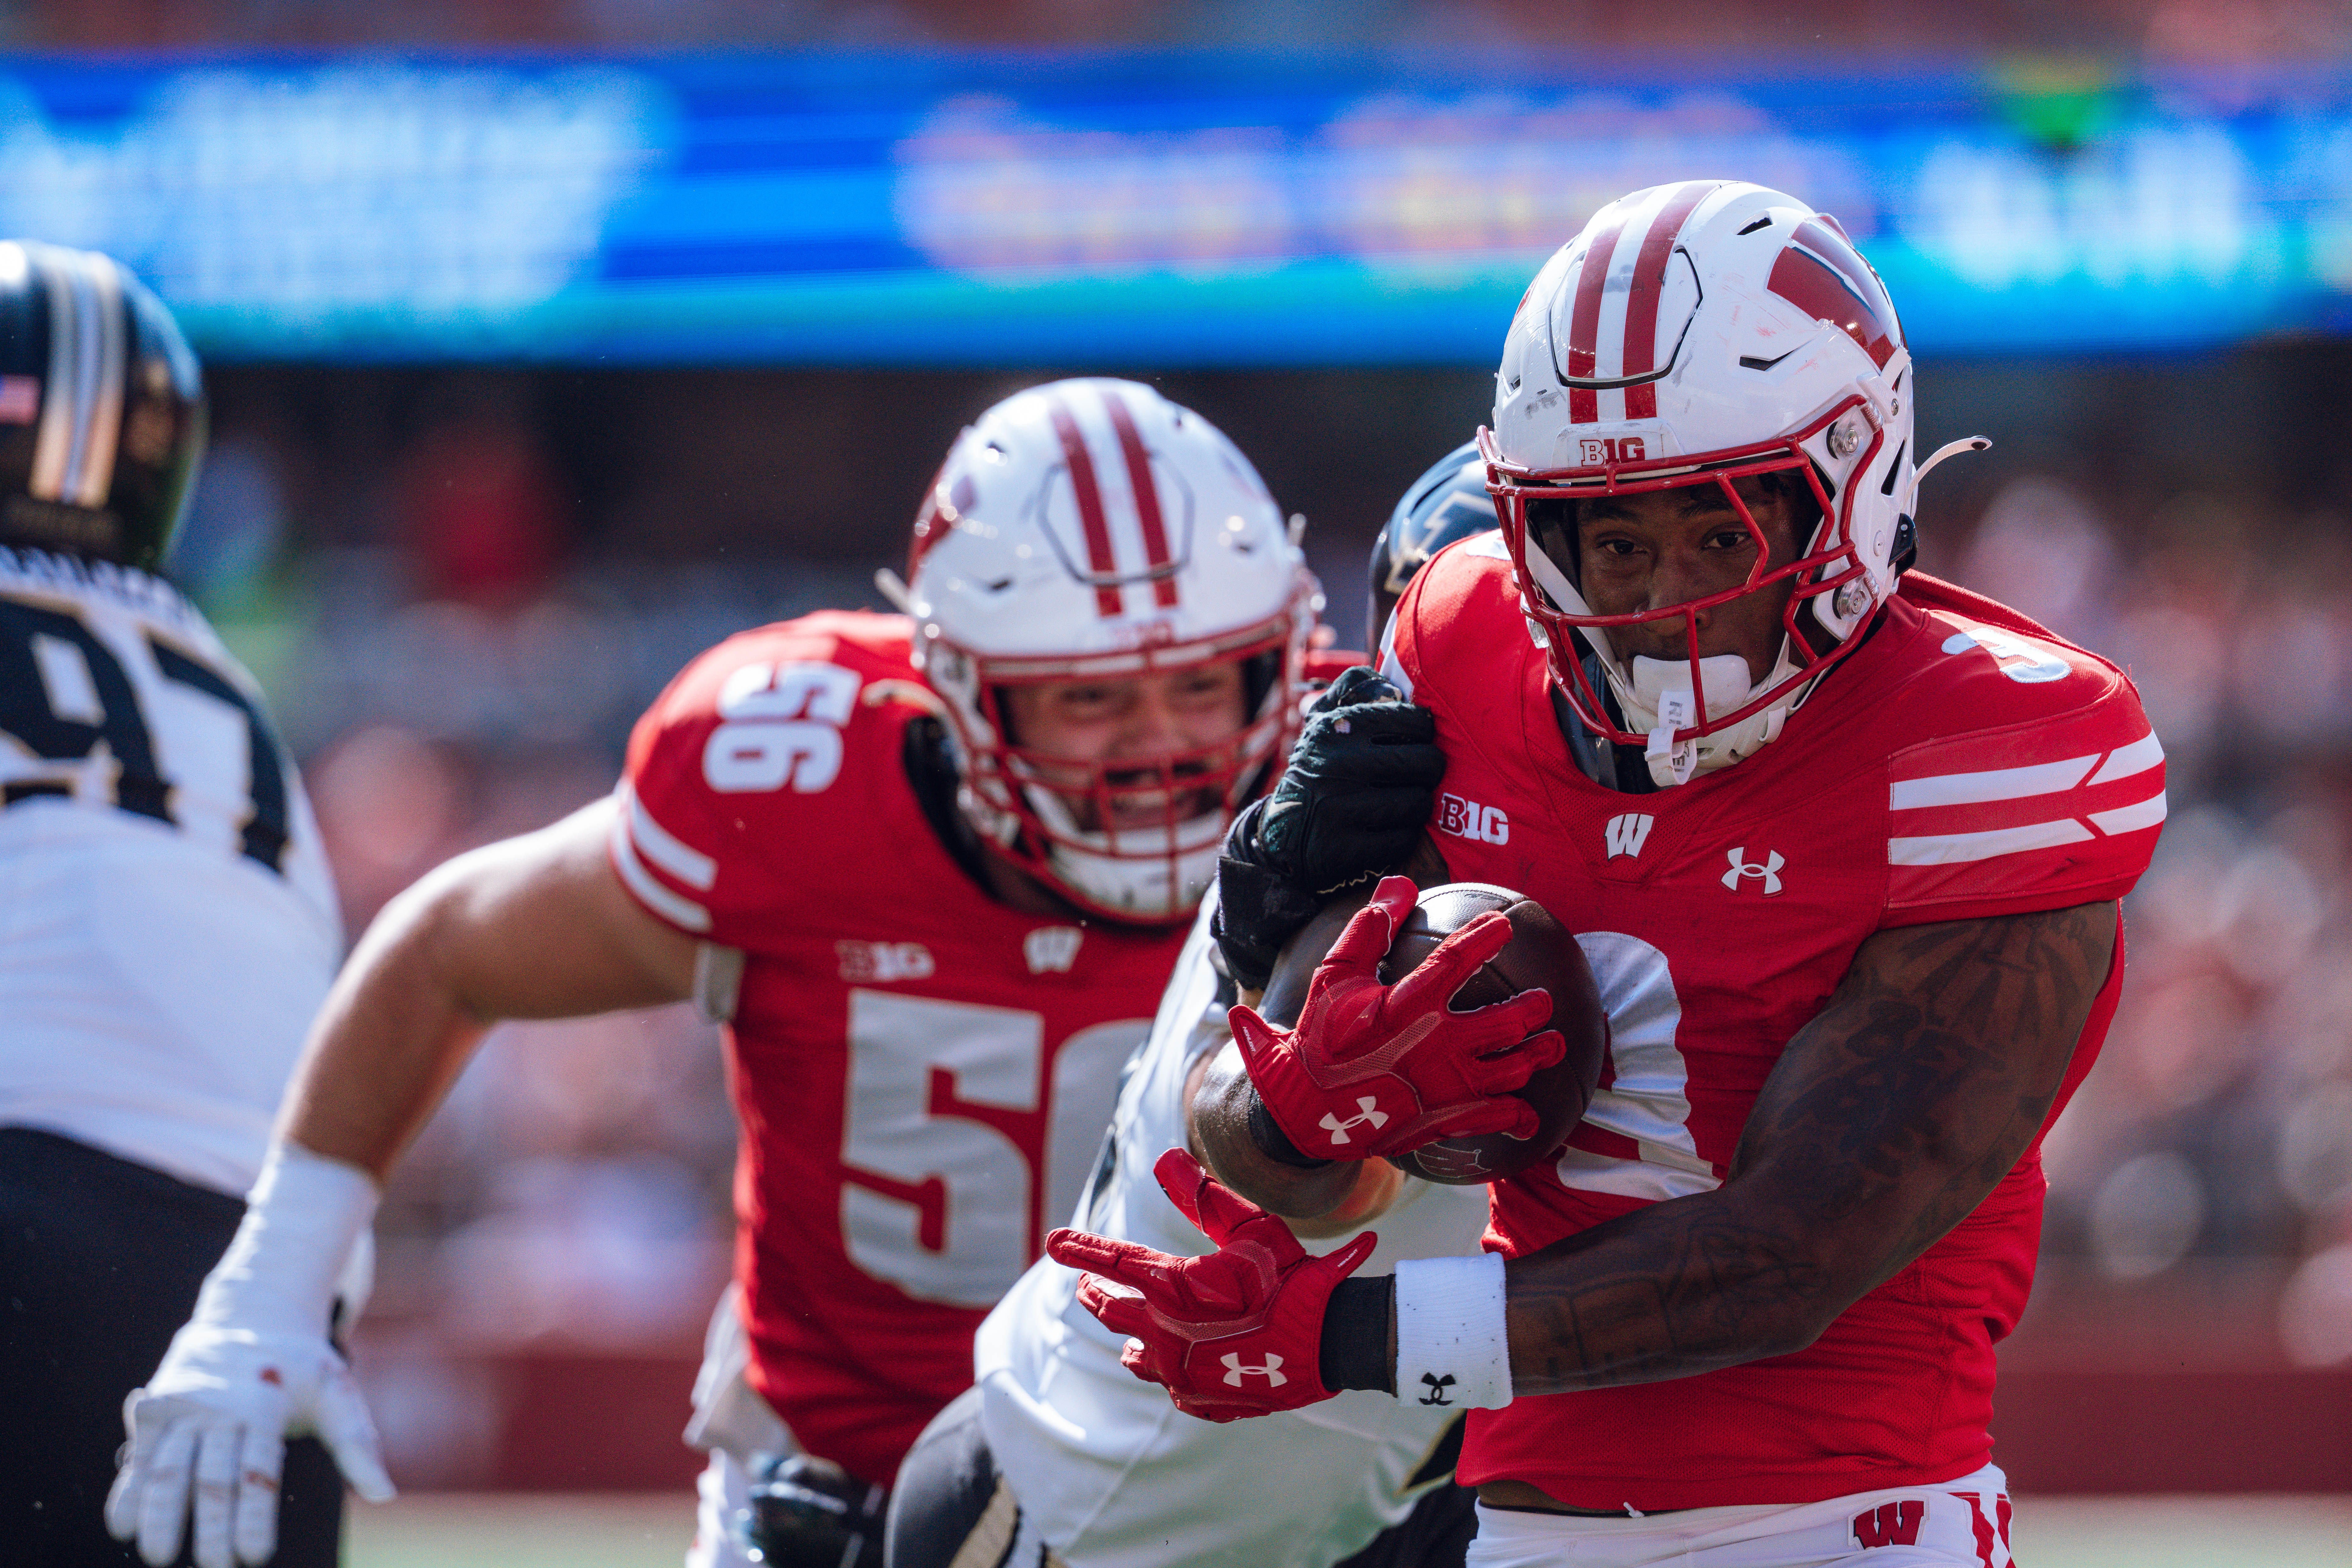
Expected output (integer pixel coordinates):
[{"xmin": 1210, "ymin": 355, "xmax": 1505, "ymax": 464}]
[
  {"xmin": 908, "ymin": 460, "xmax": 952, "ymax": 572},
  {"xmin": 1564, "ymin": 209, "xmax": 1632, "ymax": 426},
  {"xmin": 1621, "ymin": 181, "xmax": 1721, "ymax": 421},
  {"xmin": 1048, "ymin": 397, "xmax": 1124, "ymax": 617},
  {"xmin": 1102, "ymin": 389, "xmax": 1180, "ymax": 610},
  {"xmin": 1768, "ymin": 224, "xmax": 1900, "ymax": 369}
]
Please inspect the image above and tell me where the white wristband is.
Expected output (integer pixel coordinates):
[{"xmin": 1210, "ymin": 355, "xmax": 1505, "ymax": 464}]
[
  {"xmin": 192, "ymin": 1140, "xmax": 381, "ymax": 1338},
  {"xmin": 1394, "ymin": 1253, "xmax": 1512, "ymax": 1411}
]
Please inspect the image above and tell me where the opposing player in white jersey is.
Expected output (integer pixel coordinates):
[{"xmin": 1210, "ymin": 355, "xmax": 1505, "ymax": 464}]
[
  {"xmin": 885, "ymin": 447, "xmax": 1503, "ymax": 1568},
  {"xmin": 110, "ymin": 378, "xmax": 1328, "ymax": 1568},
  {"xmin": 0, "ymin": 243, "xmax": 360, "ymax": 1568}
]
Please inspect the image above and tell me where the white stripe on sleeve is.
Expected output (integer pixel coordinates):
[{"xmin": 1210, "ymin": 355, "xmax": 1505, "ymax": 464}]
[
  {"xmin": 1888, "ymin": 818, "xmax": 2094, "ymax": 867},
  {"xmin": 1888, "ymin": 752, "xmax": 2099, "ymax": 811},
  {"xmin": 2087, "ymin": 730, "xmax": 2165, "ymax": 785},
  {"xmin": 609, "ymin": 802, "xmax": 712, "ymax": 932},
  {"xmin": 2089, "ymin": 792, "xmax": 2169, "ymax": 836},
  {"xmin": 623, "ymin": 782, "xmax": 717, "ymax": 890}
]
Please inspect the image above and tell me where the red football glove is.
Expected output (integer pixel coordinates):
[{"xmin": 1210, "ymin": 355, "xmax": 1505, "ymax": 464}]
[
  {"xmin": 1046, "ymin": 1149, "xmax": 1375, "ymax": 1423},
  {"xmin": 1229, "ymin": 875, "xmax": 1564, "ymax": 1161}
]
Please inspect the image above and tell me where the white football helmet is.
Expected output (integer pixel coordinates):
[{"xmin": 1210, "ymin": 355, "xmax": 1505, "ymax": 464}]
[
  {"xmin": 905, "ymin": 378, "xmax": 1318, "ymax": 922},
  {"xmin": 1482, "ymin": 179, "xmax": 1985, "ymax": 786}
]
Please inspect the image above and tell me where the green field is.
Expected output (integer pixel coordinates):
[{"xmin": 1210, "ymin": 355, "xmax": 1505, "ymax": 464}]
[{"xmin": 346, "ymin": 1493, "xmax": 2352, "ymax": 1568}]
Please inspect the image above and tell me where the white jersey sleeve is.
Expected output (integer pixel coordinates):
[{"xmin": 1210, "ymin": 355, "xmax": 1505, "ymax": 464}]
[
  {"xmin": 973, "ymin": 894, "xmax": 1493, "ymax": 1568},
  {"xmin": 0, "ymin": 547, "xmax": 341, "ymax": 1195}
]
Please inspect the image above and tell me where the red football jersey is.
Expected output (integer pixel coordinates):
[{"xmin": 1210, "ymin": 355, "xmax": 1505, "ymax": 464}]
[
  {"xmin": 1382, "ymin": 541, "xmax": 2162, "ymax": 1508},
  {"xmin": 611, "ymin": 611, "xmax": 1190, "ymax": 1484}
]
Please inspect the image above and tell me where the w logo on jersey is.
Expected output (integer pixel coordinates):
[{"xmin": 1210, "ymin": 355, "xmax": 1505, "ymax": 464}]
[
  {"xmin": 1024, "ymin": 925, "xmax": 1083, "ymax": 974},
  {"xmin": 1319, "ymin": 1097, "xmax": 1389, "ymax": 1146},
  {"xmin": 1604, "ymin": 813, "xmax": 1655, "ymax": 859},
  {"xmin": 1221, "ymin": 1352, "xmax": 1287, "ymax": 1387},
  {"xmin": 1851, "ymin": 1501, "xmax": 1924, "ymax": 1548}
]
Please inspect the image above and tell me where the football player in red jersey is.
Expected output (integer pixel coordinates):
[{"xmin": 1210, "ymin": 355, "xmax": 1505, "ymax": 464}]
[
  {"xmin": 1050, "ymin": 184, "xmax": 2164, "ymax": 1568},
  {"xmin": 108, "ymin": 379, "xmax": 1330, "ymax": 1568}
]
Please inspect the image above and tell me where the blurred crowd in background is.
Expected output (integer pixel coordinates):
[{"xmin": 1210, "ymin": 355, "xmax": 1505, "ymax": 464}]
[
  {"xmin": 155, "ymin": 347, "xmax": 2352, "ymax": 1486},
  {"xmin": 18, "ymin": 0, "xmax": 2352, "ymax": 58}
]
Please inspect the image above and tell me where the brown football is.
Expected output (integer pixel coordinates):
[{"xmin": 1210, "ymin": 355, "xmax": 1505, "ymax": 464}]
[{"xmin": 1258, "ymin": 881, "xmax": 1607, "ymax": 1185}]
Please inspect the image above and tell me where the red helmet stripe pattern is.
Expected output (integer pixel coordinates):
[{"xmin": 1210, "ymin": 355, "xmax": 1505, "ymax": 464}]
[
  {"xmin": 1047, "ymin": 395, "xmax": 1125, "ymax": 617},
  {"xmin": 1102, "ymin": 388, "xmax": 1182, "ymax": 610},
  {"xmin": 1767, "ymin": 221, "xmax": 1900, "ymax": 369},
  {"xmin": 907, "ymin": 460, "xmax": 952, "ymax": 572},
  {"xmin": 1563, "ymin": 209, "xmax": 1632, "ymax": 426},
  {"xmin": 1621, "ymin": 181, "xmax": 1722, "ymax": 421}
]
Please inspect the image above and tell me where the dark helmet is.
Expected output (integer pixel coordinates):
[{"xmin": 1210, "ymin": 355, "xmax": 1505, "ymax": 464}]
[
  {"xmin": 0, "ymin": 242, "xmax": 205, "ymax": 572},
  {"xmin": 1364, "ymin": 439, "xmax": 1498, "ymax": 645}
]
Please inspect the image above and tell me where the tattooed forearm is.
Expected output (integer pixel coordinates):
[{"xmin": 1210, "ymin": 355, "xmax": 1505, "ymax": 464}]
[
  {"xmin": 1500, "ymin": 901, "xmax": 2117, "ymax": 1397},
  {"xmin": 1191, "ymin": 1039, "xmax": 1402, "ymax": 1232}
]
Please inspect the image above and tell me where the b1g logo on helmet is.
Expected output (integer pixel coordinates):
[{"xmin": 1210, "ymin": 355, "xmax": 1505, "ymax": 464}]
[{"xmin": 1578, "ymin": 436, "xmax": 1646, "ymax": 465}]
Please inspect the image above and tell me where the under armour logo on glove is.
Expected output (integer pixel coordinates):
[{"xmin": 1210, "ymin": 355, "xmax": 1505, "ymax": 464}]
[
  {"xmin": 1418, "ymin": 1373, "xmax": 1456, "ymax": 1406},
  {"xmin": 1228, "ymin": 876, "xmax": 1565, "ymax": 1162},
  {"xmin": 1047, "ymin": 1149, "xmax": 1376, "ymax": 1423},
  {"xmin": 1318, "ymin": 1097, "xmax": 1390, "ymax": 1145}
]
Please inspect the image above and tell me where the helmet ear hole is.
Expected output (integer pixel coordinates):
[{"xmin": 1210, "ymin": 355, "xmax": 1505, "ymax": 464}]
[
  {"xmin": 1240, "ymin": 646, "xmax": 1284, "ymax": 722},
  {"xmin": 1526, "ymin": 499, "xmax": 1578, "ymax": 593},
  {"xmin": 1768, "ymin": 466, "xmax": 1826, "ymax": 546},
  {"xmin": 1891, "ymin": 515, "xmax": 1918, "ymax": 576}
]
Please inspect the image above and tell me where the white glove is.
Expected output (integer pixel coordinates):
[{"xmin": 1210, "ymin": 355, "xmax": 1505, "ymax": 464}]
[{"xmin": 107, "ymin": 1142, "xmax": 394, "ymax": 1568}]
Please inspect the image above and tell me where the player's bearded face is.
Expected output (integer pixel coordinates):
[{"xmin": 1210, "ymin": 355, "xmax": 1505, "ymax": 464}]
[
  {"xmin": 1564, "ymin": 475, "xmax": 1805, "ymax": 686},
  {"xmin": 999, "ymin": 661, "xmax": 1253, "ymax": 834}
]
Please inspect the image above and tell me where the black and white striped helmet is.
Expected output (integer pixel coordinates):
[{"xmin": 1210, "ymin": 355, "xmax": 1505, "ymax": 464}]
[
  {"xmin": 0, "ymin": 242, "xmax": 205, "ymax": 571},
  {"xmin": 1365, "ymin": 439, "xmax": 1498, "ymax": 646}
]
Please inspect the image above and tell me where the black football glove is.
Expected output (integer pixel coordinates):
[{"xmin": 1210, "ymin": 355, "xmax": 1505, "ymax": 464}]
[{"xmin": 1213, "ymin": 665, "xmax": 1444, "ymax": 991}]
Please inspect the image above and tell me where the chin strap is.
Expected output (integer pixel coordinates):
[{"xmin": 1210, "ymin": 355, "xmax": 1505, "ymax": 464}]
[
  {"xmin": 1618, "ymin": 646, "xmax": 1804, "ymax": 789},
  {"xmin": 1643, "ymin": 689, "xmax": 1700, "ymax": 786}
]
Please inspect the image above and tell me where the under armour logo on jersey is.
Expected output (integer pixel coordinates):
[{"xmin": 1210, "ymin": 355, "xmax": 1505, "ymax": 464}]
[
  {"xmin": 836, "ymin": 940, "xmax": 936, "ymax": 983},
  {"xmin": 1604, "ymin": 813, "xmax": 1655, "ymax": 859},
  {"xmin": 1722, "ymin": 848, "xmax": 1784, "ymax": 895},
  {"xmin": 1024, "ymin": 925, "xmax": 1084, "ymax": 974},
  {"xmin": 1851, "ymin": 1501, "xmax": 1924, "ymax": 1548},
  {"xmin": 1221, "ymin": 1352, "xmax": 1287, "ymax": 1387},
  {"xmin": 1319, "ymin": 1097, "xmax": 1389, "ymax": 1145},
  {"xmin": 1418, "ymin": 1373, "xmax": 1456, "ymax": 1406}
]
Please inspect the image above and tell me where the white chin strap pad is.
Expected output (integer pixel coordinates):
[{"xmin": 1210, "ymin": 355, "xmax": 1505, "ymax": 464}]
[
  {"xmin": 1024, "ymin": 783, "xmax": 1222, "ymax": 918},
  {"xmin": 1622, "ymin": 653, "xmax": 1793, "ymax": 789}
]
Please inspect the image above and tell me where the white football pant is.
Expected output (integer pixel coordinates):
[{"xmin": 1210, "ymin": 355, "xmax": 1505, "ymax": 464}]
[{"xmin": 1465, "ymin": 1464, "xmax": 2015, "ymax": 1568}]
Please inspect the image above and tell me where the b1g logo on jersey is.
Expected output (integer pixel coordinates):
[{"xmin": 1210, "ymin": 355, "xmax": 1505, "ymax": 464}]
[
  {"xmin": 1437, "ymin": 792, "xmax": 1509, "ymax": 845},
  {"xmin": 704, "ymin": 660, "xmax": 862, "ymax": 794},
  {"xmin": 836, "ymin": 940, "xmax": 935, "ymax": 983}
]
